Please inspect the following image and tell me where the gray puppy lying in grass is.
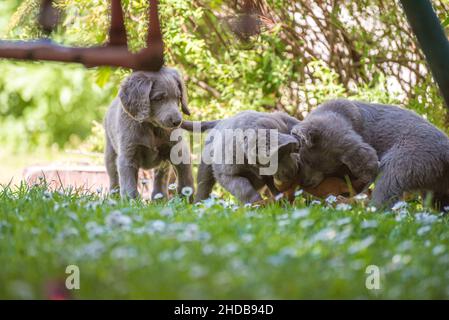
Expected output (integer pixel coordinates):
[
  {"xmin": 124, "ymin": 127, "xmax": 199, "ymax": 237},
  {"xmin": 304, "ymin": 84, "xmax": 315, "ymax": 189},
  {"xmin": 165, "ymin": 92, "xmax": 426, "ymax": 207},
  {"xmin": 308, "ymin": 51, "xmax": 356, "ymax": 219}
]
[
  {"xmin": 291, "ymin": 99, "xmax": 449, "ymax": 209},
  {"xmin": 181, "ymin": 111, "xmax": 301, "ymax": 204},
  {"xmin": 104, "ymin": 67, "xmax": 194, "ymax": 199}
]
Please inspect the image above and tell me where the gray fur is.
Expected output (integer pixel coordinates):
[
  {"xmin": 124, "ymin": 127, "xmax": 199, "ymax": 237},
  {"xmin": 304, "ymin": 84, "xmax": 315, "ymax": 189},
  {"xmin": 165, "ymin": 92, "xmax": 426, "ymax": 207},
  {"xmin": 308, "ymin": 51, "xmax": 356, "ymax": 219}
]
[
  {"xmin": 181, "ymin": 120, "xmax": 220, "ymax": 132},
  {"xmin": 182, "ymin": 111, "xmax": 301, "ymax": 203},
  {"xmin": 291, "ymin": 99, "xmax": 449, "ymax": 209},
  {"xmin": 104, "ymin": 67, "xmax": 194, "ymax": 199}
]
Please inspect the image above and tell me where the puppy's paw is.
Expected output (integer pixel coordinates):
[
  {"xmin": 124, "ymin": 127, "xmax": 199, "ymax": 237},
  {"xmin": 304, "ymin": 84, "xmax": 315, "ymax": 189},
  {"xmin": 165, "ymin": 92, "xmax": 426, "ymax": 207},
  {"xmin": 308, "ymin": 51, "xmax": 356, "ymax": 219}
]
[
  {"xmin": 336, "ymin": 195, "xmax": 352, "ymax": 204},
  {"xmin": 251, "ymin": 198, "xmax": 273, "ymax": 207}
]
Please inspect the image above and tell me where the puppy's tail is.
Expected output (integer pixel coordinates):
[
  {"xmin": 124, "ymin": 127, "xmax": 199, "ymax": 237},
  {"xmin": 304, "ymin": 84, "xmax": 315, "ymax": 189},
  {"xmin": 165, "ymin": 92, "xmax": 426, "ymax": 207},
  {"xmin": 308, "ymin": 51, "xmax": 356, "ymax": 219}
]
[{"xmin": 181, "ymin": 120, "xmax": 220, "ymax": 132}]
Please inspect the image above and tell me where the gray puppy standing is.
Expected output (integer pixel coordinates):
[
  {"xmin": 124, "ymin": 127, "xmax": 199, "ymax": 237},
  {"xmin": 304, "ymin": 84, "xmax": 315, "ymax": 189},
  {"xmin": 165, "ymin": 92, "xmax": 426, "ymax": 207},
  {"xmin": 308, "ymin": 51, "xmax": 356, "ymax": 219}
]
[
  {"xmin": 104, "ymin": 67, "xmax": 194, "ymax": 199},
  {"xmin": 291, "ymin": 99, "xmax": 449, "ymax": 209},
  {"xmin": 182, "ymin": 111, "xmax": 301, "ymax": 203}
]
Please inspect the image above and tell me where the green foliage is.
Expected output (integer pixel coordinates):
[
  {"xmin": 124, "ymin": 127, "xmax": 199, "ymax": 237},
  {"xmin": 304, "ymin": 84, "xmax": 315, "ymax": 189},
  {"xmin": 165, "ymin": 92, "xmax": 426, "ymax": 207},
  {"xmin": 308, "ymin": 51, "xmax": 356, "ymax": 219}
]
[
  {"xmin": 2, "ymin": 0, "xmax": 449, "ymax": 152},
  {"xmin": 0, "ymin": 62, "xmax": 116, "ymax": 151},
  {"xmin": 1, "ymin": 184, "xmax": 449, "ymax": 298},
  {"xmin": 0, "ymin": 0, "xmax": 21, "ymax": 34}
]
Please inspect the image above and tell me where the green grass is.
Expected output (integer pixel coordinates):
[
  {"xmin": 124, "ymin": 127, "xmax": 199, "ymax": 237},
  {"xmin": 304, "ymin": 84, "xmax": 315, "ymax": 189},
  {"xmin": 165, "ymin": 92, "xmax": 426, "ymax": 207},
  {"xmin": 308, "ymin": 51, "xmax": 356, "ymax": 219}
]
[{"xmin": 1, "ymin": 183, "xmax": 449, "ymax": 299}]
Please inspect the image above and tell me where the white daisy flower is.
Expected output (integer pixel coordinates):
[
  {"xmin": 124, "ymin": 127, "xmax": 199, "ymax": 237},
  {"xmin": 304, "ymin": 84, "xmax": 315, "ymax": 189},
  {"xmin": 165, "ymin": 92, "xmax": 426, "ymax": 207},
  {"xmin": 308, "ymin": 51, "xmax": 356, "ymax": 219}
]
[
  {"xmin": 190, "ymin": 265, "xmax": 208, "ymax": 278},
  {"xmin": 275, "ymin": 193, "xmax": 284, "ymax": 201},
  {"xmin": 415, "ymin": 212, "xmax": 438, "ymax": 224},
  {"xmin": 200, "ymin": 198, "xmax": 215, "ymax": 208},
  {"xmin": 392, "ymin": 201, "xmax": 407, "ymax": 212},
  {"xmin": 300, "ymin": 219, "xmax": 314, "ymax": 228},
  {"xmin": 68, "ymin": 212, "xmax": 79, "ymax": 221},
  {"xmin": 336, "ymin": 203, "xmax": 352, "ymax": 211},
  {"xmin": 202, "ymin": 244, "xmax": 215, "ymax": 255},
  {"xmin": 241, "ymin": 234, "xmax": 254, "ymax": 243},
  {"xmin": 177, "ymin": 223, "xmax": 201, "ymax": 242},
  {"xmin": 57, "ymin": 227, "xmax": 79, "ymax": 240},
  {"xmin": 149, "ymin": 220, "xmax": 166, "ymax": 233},
  {"xmin": 181, "ymin": 186, "xmax": 193, "ymax": 197},
  {"xmin": 354, "ymin": 193, "xmax": 368, "ymax": 201},
  {"xmin": 160, "ymin": 207, "xmax": 174, "ymax": 217},
  {"xmin": 312, "ymin": 228, "xmax": 337, "ymax": 242},
  {"xmin": 278, "ymin": 220, "xmax": 289, "ymax": 227},
  {"xmin": 221, "ymin": 243, "xmax": 238, "ymax": 255},
  {"xmin": 111, "ymin": 246, "xmax": 137, "ymax": 259},
  {"xmin": 433, "ymin": 245, "xmax": 445, "ymax": 256},
  {"xmin": 153, "ymin": 193, "xmax": 164, "ymax": 200},
  {"xmin": 107, "ymin": 198, "xmax": 118, "ymax": 206},
  {"xmin": 325, "ymin": 195, "xmax": 337, "ymax": 204},
  {"xmin": 80, "ymin": 240, "xmax": 105, "ymax": 259},
  {"xmin": 86, "ymin": 221, "xmax": 105, "ymax": 238},
  {"xmin": 42, "ymin": 190, "xmax": 52, "ymax": 200},
  {"xmin": 105, "ymin": 210, "xmax": 132, "ymax": 228},
  {"xmin": 168, "ymin": 183, "xmax": 177, "ymax": 190},
  {"xmin": 336, "ymin": 217, "xmax": 352, "ymax": 225},
  {"xmin": 292, "ymin": 208, "xmax": 310, "ymax": 219},
  {"xmin": 417, "ymin": 225, "xmax": 431, "ymax": 236},
  {"xmin": 347, "ymin": 236, "xmax": 375, "ymax": 254},
  {"xmin": 361, "ymin": 220, "xmax": 378, "ymax": 229}
]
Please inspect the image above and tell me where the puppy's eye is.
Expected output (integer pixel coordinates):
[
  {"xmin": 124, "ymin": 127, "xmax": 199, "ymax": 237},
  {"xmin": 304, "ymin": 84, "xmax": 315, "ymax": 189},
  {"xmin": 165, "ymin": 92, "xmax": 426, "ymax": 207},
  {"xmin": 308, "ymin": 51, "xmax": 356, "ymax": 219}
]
[
  {"xmin": 152, "ymin": 96, "xmax": 163, "ymax": 101},
  {"xmin": 151, "ymin": 93, "xmax": 166, "ymax": 101}
]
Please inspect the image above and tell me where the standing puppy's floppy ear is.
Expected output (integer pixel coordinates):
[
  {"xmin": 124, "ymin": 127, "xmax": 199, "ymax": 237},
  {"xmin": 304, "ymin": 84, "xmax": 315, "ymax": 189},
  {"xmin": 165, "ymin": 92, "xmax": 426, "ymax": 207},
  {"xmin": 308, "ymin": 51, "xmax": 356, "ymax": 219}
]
[
  {"xmin": 168, "ymin": 68, "xmax": 191, "ymax": 116},
  {"xmin": 119, "ymin": 72, "xmax": 153, "ymax": 122}
]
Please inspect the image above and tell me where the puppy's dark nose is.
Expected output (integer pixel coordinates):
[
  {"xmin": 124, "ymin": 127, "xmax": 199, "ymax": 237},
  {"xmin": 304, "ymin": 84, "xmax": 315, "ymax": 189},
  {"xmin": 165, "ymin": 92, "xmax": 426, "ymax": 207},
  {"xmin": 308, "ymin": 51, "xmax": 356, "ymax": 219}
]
[{"xmin": 172, "ymin": 119, "xmax": 182, "ymax": 127}]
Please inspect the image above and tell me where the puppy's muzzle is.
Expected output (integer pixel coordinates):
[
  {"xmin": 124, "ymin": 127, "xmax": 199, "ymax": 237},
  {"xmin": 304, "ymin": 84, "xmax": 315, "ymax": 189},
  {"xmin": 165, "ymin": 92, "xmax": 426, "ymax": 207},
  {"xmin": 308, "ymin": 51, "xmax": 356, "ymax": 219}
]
[
  {"xmin": 163, "ymin": 115, "xmax": 183, "ymax": 128},
  {"xmin": 171, "ymin": 119, "xmax": 182, "ymax": 128}
]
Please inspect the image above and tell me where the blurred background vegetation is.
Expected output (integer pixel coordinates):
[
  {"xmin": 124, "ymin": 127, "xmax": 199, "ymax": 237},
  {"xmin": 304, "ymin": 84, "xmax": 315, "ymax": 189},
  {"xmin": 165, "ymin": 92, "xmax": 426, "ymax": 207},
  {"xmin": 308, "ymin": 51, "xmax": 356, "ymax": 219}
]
[{"xmin": 1, "ymin": 0, "xmax": 449, "ymax": 173}]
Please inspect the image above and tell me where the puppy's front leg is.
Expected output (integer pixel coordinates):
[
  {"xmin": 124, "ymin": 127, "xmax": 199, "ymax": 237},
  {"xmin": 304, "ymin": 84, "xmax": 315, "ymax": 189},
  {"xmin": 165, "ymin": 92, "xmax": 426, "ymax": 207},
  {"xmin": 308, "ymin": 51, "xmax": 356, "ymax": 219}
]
[
  {"xmin": 117, "ymin": 155, "xmax": 139, "ymax": 199},
  {"xmin": 194, "ymin": 162, "xmax": 216, "ymax": 202},
  {"xmin": 152, "ymin": 164, "xmax": 170, "ymax": 200},
  {"xmin": 263, "ymin": 176, "xmax": 281, "ymax": 197},
  {"xmin": 105, "ymin": 136, "xmax": 119, "ymax": 193},
  {"xmin": 371, "ymin": 172, "xmax": 402, "ymax": 208},
  {"xmin": 170, "ymin": 141, "xmax": 195, "ymax": 200},
  {"xmin": 218, "ymin": 174, "xmax": 262, "ymax": 204},
  {"xmin": 172, "ymin": 162, "xmax": 194, "ymax": 201}
]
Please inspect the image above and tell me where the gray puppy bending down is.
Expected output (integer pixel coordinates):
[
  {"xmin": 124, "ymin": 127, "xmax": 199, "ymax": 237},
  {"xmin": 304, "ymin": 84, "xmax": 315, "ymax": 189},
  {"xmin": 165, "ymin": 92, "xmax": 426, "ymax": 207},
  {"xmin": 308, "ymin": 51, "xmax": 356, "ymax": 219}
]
[
  {"xmin": 181, "ymin": 111, "xmax": 301, "ymax": 203},
  {"xmin": 104, "ymin": 67, "xmax": 194, "ymax": 199},
  {"xmin": 291, "ymin": 99, "xmax": 449, "ymax": 209}
]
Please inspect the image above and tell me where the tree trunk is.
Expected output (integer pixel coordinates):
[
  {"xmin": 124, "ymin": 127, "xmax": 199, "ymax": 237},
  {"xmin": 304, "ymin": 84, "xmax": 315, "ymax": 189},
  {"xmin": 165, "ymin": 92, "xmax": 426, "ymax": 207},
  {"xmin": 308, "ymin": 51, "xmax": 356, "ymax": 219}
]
[{"xmin": 401, "ymin": 0, "xmax": 449, "ymax": 109}]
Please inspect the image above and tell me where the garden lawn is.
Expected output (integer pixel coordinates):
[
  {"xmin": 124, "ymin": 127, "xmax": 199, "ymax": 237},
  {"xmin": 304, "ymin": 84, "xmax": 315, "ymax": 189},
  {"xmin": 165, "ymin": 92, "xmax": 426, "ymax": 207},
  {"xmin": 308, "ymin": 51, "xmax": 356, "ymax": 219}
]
[{"xmin": 1, "ymin": 184, "xmax": 449, "ymax": 299}]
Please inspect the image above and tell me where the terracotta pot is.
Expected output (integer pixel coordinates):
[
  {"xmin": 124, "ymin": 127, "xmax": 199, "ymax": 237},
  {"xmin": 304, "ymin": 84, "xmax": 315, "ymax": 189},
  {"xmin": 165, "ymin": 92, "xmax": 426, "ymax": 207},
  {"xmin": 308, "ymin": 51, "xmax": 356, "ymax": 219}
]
[{"xmin": 23, "ymin": 164, "xmax": 154, "ymax": 198}]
